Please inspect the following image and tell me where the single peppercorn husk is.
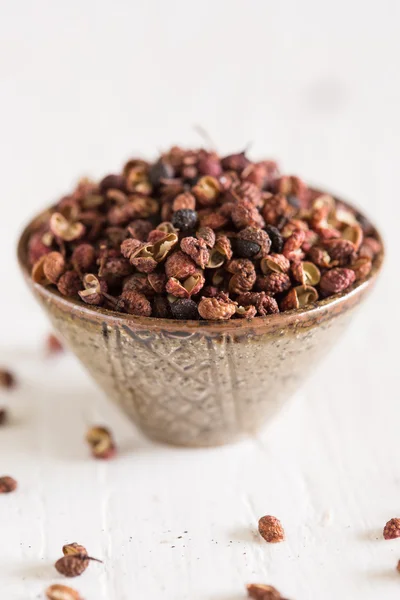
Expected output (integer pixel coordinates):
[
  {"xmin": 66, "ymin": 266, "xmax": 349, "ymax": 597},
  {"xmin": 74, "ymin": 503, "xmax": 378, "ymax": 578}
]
[
  {"xmin": 46, "ymin": 583, "xmax": 83, "ymax": 600},
  {"xmin": 246, "ymin": 583, "xmax": 287, "ymax": 599},
  {"xmin": 383, "ymin": 518, "xmax": 400, "ymax": 540},
  {"xmin": 0, "ymin": 369, "xmax": 15, "ymax": 389},
  {"xmin": 55, "ymin": 553, "xmax": 102, "ymax": 577},
  {"xmin": 261, "ymin": 253, "xmax": 290, "ymax": 275},
  {"xmin": 258, "ymin": 515, "xmax": 285, "ymax": 543},
  {"xmin": 50, "ymin": 212, "xmax": 86, "ymax": 242},
  {"xmin": 86, "ymin": 425, "xmax": 117, "ymax": 459},
  {"xmin": 280, "ymin": 285, "xmax": 319, "ymax": 312},
  {"xmin": 46, "ymin": 333, "xmax": 64, "ymax": 355},
  {"xmin": 0, "ymin": 475, "xmax": 18, "ymax": 493}
]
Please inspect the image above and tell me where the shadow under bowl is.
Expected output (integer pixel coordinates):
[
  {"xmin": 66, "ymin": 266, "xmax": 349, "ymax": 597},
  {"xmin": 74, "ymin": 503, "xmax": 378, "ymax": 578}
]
[{"xmin": 17, "ymin": 198, "xmax": 384, "ymax": 447}]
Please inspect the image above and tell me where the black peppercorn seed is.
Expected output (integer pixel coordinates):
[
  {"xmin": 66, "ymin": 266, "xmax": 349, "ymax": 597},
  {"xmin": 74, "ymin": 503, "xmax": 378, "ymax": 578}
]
[
  {"xmin": 149, "ymin": 161, "xmax": 174, "ymax": 187},
  {"xmin": 265, "ymin": 225, "xmax": 284, "ymax": 254},
  {"xmin": 170, "ymin": 299, "xmax": 199, "ymax": 320},
  {"xmin": 232, "ymin": 238, "xmax": 261, "ymax": 258},
  {"xmin": 171, "ymin": 209, "xmax": 198, "ymax": 232},
  {"xmin": 184, "ymin": 176, "xmax": 200, "ymax": 186}
]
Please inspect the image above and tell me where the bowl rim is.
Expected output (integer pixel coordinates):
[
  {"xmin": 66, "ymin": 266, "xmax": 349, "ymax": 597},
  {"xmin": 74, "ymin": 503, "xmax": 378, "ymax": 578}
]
[{"xmin": 17, "ymin": 193, "xmax": 385, "ymax": 333}]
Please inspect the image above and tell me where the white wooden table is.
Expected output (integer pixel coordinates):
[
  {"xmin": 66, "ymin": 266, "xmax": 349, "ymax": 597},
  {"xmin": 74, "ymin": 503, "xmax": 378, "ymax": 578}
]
[{"xmin": 0, "ymin": 1, "xmax": 398, "ymax": 598}]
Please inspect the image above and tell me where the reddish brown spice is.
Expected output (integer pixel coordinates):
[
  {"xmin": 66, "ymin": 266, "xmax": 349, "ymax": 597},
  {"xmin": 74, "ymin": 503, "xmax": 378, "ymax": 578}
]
[
  {"xmin": 319, "ymin": 267, "xmax": 356, "ymax": 296},
  {"xmin": 246, "ymin": 583, "xmax": 287, "ymax": 599},
  {"xmin": 198, "ymin": 294, "xmax": 236, "ymax": 320},
  {"xmin": 86, "ymin": 426, "xmax": 117, "ymax": 459},
  {"xmin": 55, "ymin": 553, "xmax": 102, "ymax": 577},
  {"xmin": 26, "ymin": 146, "xmax": 381, "ymax": 321},
  {"xmin": 0, "ymin": 369, "xmax": 15, "ymax": 389},
  {"xmin": 383, "ymin": 518, "xmax": 400, "ymax": 540},
  {"xmin": 0, "ymin": 476, "xmax": 18, "ymax": 494},
  {"xmin": 55, "ymin": 555, "xmax": 89, "ymax": 577},
  {"xmin": 258, "ymin": 515, "xmax": 285, "ymax": 543},
  {"xmin": 46, "ymin": 334, "xmax": 64, "ymax": 355},
  {"xmin": 46, "ymin": 584, "xmax": 83, "ymax": 600}
]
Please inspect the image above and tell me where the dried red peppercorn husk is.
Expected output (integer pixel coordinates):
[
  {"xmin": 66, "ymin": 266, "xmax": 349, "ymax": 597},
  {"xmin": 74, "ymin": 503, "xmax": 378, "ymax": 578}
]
[
  {"xmin": 384, "ymin": 518, "xmax": 400, "ymax": 540},
  {"xmin": 166, "ymin": 270, "xmax": 205, "ymax": 299},
  {"xmin": 180, "ymin": 236, "xmax": 210, "ymax": 269},
  {"xmin": 221, "ymin": 151, "xmax": 249, "ymax": 172},
  {"xmin": 256, "ymin": 272, "xmax": 291, "ymax": 295},
  {"xmin": 78, "ymin": 274, "xmax": 107, "ymax": 306},
  {"xmin": 226, "ymin": 259, "xmax": 256, "ymax": 295},
  {"xmin": 280, "ymin": 285, "xmax": 318, "ymax": 311},
  {"xmin": 246, "ymin": 583, "xmax": 287, "ymax": 599},
  {"xmin": 0, "ymin": 369, "xmax": 15, "ymax": 389},
  {"xmin": 192, "ymin": 176, "xmax": 221, "ymax": 207},
  {"xmin": 236, "ymin": 292, "xmax": 279, "ymax": 316},
  {"xmin": 0, "ymin": 476, "xmax": 17, "ymax": 493},
  {"xmin": 50, "ymin": 212, "xmax": 85, "ymax": 242},
  {"xmin": 319, "ymin": 267, "xmax": 356, "ymax": 296},
  {"xmin": 258, "ymin": 515, "xmax": 285, "ymax": 543},
  {"xmin": 231, "ymin": 199, "xmax": 265, "ymax": 229},
  {"xmin": 165, "ymin": 251, "xmax": 197, "ymax": 280},
  {"xmin": 71, "ymin": 244, "xmax": 96, "ymax": 274},
  {"xmin": 46, "ymin": 584, "xmax": 83, "ymax": 600},
  {"xmin": 26, "ymin": 146, "xmax": 381, "ymax": 321},
  {"xmin": 57, "ymin": 271, "xmax": 82, "ymax": 297},
  {"xmin": 120, "ymin": 290, "xmax": 152, "ymax": 316},
  {"xmin": 86, "ymin": 426, "xmax": 117, "ymax": 459},
  {"xmin": 350, "ymin": 257, "xmax": 372, "ymax": 281},
  {"xmin": 262, "ymin": 194, "xmax": 290, "ymax": 226},
  {"xmin": 55, "ymin": 553, "xmax": 102, "ymax": 577},
  {"xmin": 46, "ymin": 334, "xmax": 64, "ymax": 355},
  {"xmin": 198, "ymin": 294, "xmax": 236, "ymax": 320},
  {"xmin": 28, "ymin": 231, "xmax": 52, "ymax": 266}
]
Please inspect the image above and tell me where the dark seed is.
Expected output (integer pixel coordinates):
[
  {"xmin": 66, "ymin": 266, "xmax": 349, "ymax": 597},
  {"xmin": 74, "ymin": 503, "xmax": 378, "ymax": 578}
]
[
  {"xmin": 170, "ymin": 299, "xmax": 199, "ymax": 320},
  {"xmin": 265, "ymin": 225, "xmax": 284, "ymax": 253},
  {"xmin": 185, "ymin": 175, "xmax": 200, "ymax": 186},
  {"xmin": 171, "ymin": 209, "xmax": 198, "ymax": 232},
  {"xmin": 287, "ymin": 195, "xmax": 300, "ymax": 209},
  {"xmin": 99, "ymin": 174, "xmax": 125, "ymax": 193},
  {"xmin": 232, "ymin": 238, "xmax": 261, "ymax": 258},
  {"xmin": 149, "ymin": 161, "xmax": 174, "ymax": 187},
  {"xmin": 181, "ymin": 165, "xmax": 198, "ymax": 184}
]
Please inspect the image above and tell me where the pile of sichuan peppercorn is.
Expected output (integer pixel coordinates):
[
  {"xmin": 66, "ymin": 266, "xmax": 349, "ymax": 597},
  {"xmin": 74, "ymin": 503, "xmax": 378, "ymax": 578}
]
[{"xmin": 27, "ymin": 147, "xmax": 381, "ymax": 320}]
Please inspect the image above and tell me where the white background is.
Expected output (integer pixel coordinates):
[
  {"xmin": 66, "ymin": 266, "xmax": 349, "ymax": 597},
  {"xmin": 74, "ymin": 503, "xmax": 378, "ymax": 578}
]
[{"xmin": 0, "ymin": 1, "xmax": 399, "ymax": 598}]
